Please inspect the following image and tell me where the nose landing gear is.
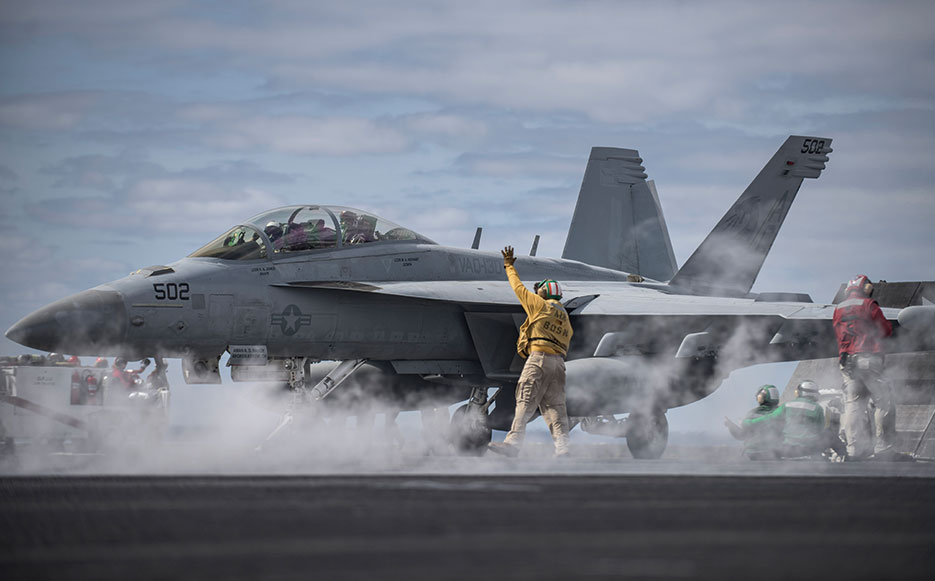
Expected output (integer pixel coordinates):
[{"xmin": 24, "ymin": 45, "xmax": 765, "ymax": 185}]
[{"xmin": 256, "ymin": 358, "xmax": 367, "ymax": 451}]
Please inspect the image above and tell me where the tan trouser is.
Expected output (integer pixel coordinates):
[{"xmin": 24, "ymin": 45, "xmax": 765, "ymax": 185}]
[
  {"xmin": 503, "ymin": 351, "xmax": 570, "ymax": 454},
  {"xmin": 840, "ymin": 353, "xmax": 895, "ymax": 458}
]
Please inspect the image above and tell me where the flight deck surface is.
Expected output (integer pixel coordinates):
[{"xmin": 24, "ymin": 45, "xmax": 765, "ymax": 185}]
[{"xmin": 2, "ymin": 451, "xmax": 934, "ymax": 580}]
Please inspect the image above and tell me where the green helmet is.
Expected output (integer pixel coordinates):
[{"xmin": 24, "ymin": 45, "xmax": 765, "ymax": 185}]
[
  {"xmin": 534, "ymin": 279, "xmax": 562, "ymax": 299},
  {"xmin": 755, "ymin": 384, "xmax": 779, "ymax": 407}
]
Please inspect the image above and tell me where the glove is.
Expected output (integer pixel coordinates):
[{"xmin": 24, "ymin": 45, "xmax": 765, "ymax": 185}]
[
  {"xmin": 724, "ymin": 417, "xmax": 742, "ymax": 438},
  {"xmin": 501, "ymin": 246, "xmax": 515, "ymax": 267}
]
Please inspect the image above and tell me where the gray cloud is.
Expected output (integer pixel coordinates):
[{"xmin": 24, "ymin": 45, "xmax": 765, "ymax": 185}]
[
  {"xmin": 0, "ymin": 93, "xmax": 98, "ymax": 130},
  {"xmin": 39, "ymin": 153, "xmax": 298, "ymax": 194},
  {"xmin": 257, "ymin": 3, "xmax": 934, "ymax": 126},
  {"xmin": 24, "ymin": 180, "xmax": 285, "ymax": 235},
  {"xmin": 40, "ymin": 154, "xmax": 166, "ymax": 191},
  {"xmin": 6, "ymin": 2, "xmax": 932, "ymax": 128},
  {"xmin": 203, "ymin": 115, "xmax": 411, "ymax": 155},
  {"xmin": 0, "ymin": 163, "xmax": 18, "ymax": 181},
  {"xmin": 451, "ymin": 152, "xmax": 582, "ymax": 178}
]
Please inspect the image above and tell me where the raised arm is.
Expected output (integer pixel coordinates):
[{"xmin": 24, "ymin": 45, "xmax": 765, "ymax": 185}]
[{"xmin": 502, "ymin": 246, "xmax": 545, "ymax": 314}]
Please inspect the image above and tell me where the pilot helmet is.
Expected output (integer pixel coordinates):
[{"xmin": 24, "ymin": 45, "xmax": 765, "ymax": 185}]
[
  {"xmin": 114, "ymin": 357, "xmax": 127, "ymax": 370},
  {"xmin": 534, "ymin": 279, "xmax": 562, "ymax": 300},
  {"xmin": 48, "ymin": 352, "xmax": 64, "ymax": 363},
  {"xmin": 95, "ymin": 357, "xmax": 108, "ymax": 368},
  {"xmin": 264, "ymin": 222, "xmax": 283, "ymax": 241},
  {"xmin": 755, "ymin": 384, "xmax": 779, "ymax": 407},
  {"xmin": 845, "ymin": 274, "xmax": 873, "ymax": 298},
  {"xmin": 796, "ymin": 380, "xmax": 820, "ymax": 399}
]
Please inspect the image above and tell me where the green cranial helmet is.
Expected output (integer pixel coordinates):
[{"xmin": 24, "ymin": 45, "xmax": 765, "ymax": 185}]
[
  {"xmin": 755, "ymin": 384, "xmax": 779, "ymax": 406},
  {"xmin": 534, "ymin": 279, "xmax": 562, "ymax": 299}
]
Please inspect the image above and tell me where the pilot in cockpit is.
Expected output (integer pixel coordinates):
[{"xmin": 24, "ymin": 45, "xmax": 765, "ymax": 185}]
[
  {"xmin": 339, "ymin": 211, "xmax": 358, "ymax": 242},
  {"xmin": 306, "ymin": 219, "xmax": 335, "ymax": 248},
  {"xmin": 224, "ymin": 229, "xmax": 245, "ymax": 247},
  {"xmin": 264, "ymin": 221, "xmax": 285, "ymax": 249},
  {"xmin": 357, "ymin": 214, "xmax": 378, "ymax": 243},
  {"xmin": 341, "ymin": 211, "xmax": 379, "ymax": 245}
]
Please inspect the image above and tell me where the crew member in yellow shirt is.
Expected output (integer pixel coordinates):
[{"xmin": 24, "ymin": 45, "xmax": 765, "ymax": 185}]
[{"xmin": 488, "ymin": 246, "xmax": 573, "ymax": 458}]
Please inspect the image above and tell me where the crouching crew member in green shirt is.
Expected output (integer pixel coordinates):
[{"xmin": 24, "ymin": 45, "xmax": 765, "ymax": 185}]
[
  {"xmin": 724, "ymin": 384, "xmax": 783, "ymax": 460},
  {"xmin": 743, "ymin": 380, "xmax": 845, "ymax": 459}
]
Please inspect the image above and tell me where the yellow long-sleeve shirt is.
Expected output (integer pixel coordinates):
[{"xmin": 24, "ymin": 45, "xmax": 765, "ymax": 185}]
[{"xmin": 505, "ymin": 264, "xmax": 573, "ymax": 357}]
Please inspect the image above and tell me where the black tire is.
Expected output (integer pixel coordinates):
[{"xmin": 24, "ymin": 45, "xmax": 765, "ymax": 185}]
[
  {"xmin": 449, "ymin": 405, "xmax": 491, "ymax": 455},
  {"xmin": 626, "ymin": 413, "xmax": 668, "ymax": 459}
]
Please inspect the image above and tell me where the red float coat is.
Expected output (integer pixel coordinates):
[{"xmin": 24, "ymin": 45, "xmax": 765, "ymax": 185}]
[
  {"xmin": 110, "ymin": 367, "xmax": 137, "ymax": 390},
  {"xmin": 832, "ymin": 295, "xmax": 892, "ymax": 355}
]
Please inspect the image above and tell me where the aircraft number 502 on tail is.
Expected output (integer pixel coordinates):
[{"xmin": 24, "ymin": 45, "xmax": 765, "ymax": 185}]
[{"xmin": 801, "ymin": 139, "xmax": 826, "ymax": 154}]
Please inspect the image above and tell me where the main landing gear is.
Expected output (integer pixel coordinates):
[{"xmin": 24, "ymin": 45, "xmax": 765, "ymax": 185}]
[
  {"xmin": 625, "ymin": 413, "xmax": 668, "ymax": 459},
  {"xmin": 581, "ymin": 411, "xmax": 669, "ymax": 459},
  {"xmin": 449, "ymin": 386, "xmax": 500, "ymax": 455}
]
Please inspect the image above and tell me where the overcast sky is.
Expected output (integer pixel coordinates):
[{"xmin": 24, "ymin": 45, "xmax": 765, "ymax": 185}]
[{"xmin": 1, "ymin": 1, "xmax": 932, "ymax": 433}]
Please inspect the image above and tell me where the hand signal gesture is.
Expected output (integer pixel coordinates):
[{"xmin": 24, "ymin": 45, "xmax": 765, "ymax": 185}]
[{"xmin": 501, "ymin": 246, "xmax": 516, "ymax": 267}]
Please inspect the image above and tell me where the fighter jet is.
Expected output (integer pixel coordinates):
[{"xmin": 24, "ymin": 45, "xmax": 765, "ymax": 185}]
[{"xmin": 7, "ymin": 136, "xmax": 932, "ymax": 457}]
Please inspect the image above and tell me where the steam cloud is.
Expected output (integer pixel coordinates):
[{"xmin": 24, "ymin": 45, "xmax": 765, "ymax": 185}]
[{"xmin": 5, "ymin": 232, "xmax": 910, "ymax": 475}]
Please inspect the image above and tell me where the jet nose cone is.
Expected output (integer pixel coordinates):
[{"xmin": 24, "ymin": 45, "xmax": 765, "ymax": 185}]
[
  {"xmin": 5, "ymin": 289, "xmax": 128, "ymax": 355},
  {"xmin": 4, "ymin": 318, "xmax": 30, "ymax": 345}
]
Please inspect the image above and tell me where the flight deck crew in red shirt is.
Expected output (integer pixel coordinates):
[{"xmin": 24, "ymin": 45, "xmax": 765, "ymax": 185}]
[
  {"xmin": 832, "ymin": 275, "xmax": 896, "ymax": 460},
  {"xmin": 110, "ymin": 357, "xmax": 149, "ymax": 391}
]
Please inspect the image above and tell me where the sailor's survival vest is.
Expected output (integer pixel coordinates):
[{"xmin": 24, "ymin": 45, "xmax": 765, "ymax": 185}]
[{"xmin": 517, "ymin": 299, "xmax": 572, "ymax": 358}]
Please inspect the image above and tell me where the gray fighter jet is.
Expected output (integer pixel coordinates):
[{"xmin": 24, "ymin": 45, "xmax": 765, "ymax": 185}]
[{"xmin": 7, "ymin": 136, "xmax": 933, "ymax": 457}]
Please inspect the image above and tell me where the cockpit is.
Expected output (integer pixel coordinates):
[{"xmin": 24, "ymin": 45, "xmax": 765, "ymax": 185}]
[{"xmin": 189, "ymin": 205, "xmax": 436, "ymax": 260}]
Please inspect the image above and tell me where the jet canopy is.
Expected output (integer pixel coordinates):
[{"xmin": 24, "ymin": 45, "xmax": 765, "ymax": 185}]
[{"xmin": 190, "ymin": 205, "xmax": 436, "ymax": 260}]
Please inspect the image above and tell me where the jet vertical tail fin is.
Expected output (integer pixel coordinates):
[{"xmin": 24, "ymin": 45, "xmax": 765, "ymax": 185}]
[
  {"xmin": 669, "ymin": 135, "xmax": 833, "ymax": 296},
  {"xmin": 562, "ymin": 147, "xmax": 678, "ymax": 281}
]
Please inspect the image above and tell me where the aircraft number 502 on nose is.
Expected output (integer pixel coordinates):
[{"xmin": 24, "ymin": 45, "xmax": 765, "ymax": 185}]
[{"xmin": 153, "ymin": 282, "xmax": 190, "ymax": 301}]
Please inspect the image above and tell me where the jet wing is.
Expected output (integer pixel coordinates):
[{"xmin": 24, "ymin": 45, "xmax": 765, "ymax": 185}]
[
  {"xmin": 277, "ymin": 279, "xmax": 902, "ymax": 321},
  {"xmin": 279, "ymin": 280, "xmax": 520, "ymax": 305}
]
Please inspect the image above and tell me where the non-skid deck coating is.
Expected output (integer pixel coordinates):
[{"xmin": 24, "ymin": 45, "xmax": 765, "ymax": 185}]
[{"xmin": 2, "ymin": 469, "xmax": 934, "ymax": 580}]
